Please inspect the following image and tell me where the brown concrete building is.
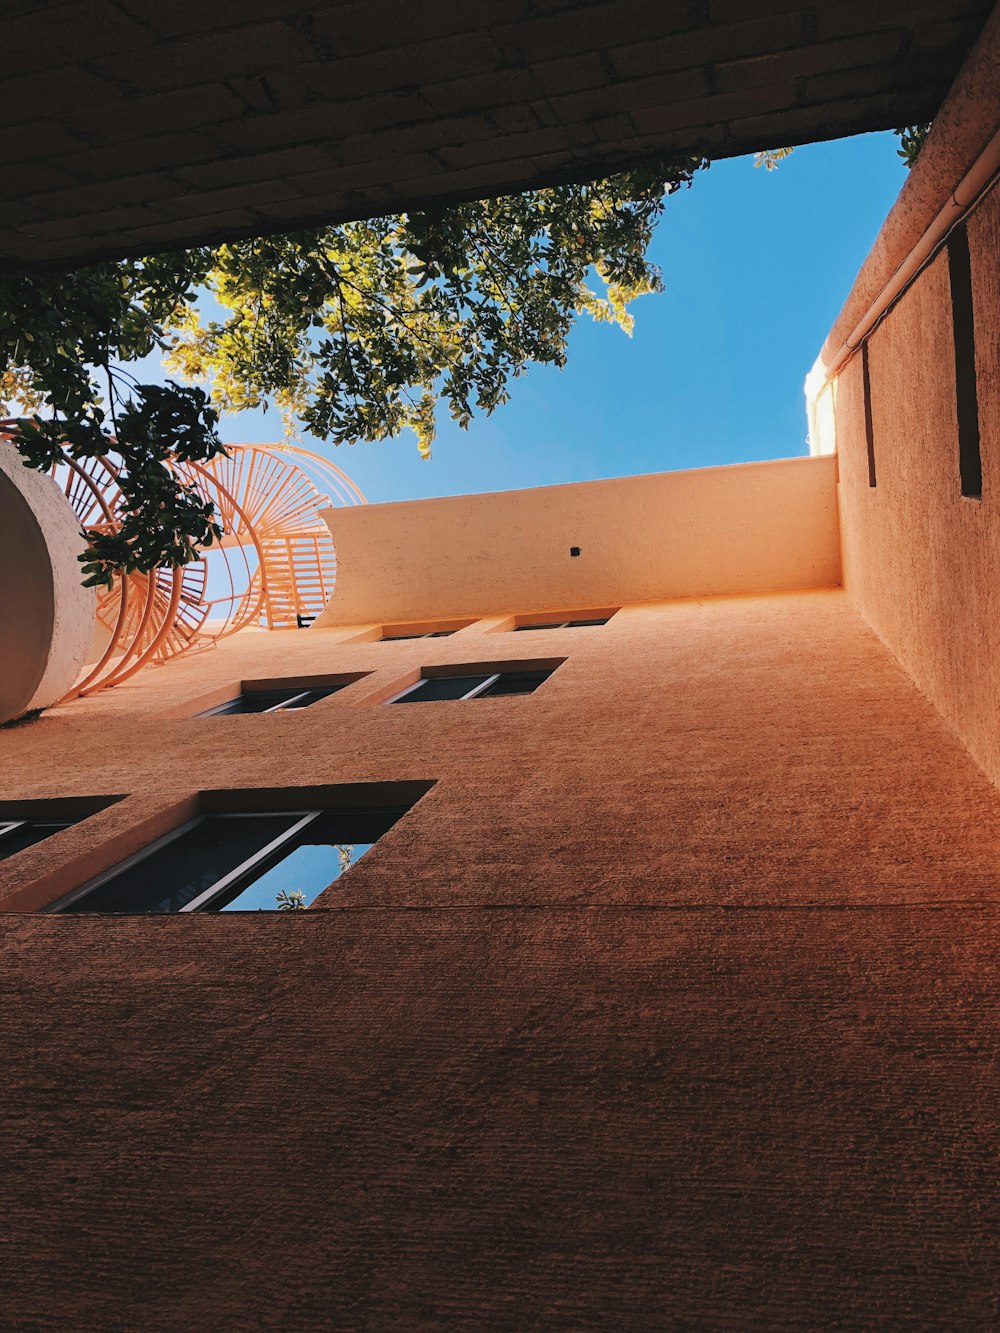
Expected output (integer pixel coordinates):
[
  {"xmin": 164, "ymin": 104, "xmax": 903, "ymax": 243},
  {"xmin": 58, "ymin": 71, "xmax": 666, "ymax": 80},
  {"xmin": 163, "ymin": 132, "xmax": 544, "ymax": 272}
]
[{"xmin": 1, "ymin": 3, "xmax": 999, "ymax": 1329}]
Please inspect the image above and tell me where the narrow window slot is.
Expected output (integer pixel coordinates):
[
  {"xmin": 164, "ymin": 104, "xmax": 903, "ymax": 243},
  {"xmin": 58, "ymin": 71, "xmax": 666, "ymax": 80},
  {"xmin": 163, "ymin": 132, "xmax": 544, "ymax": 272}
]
[
  {"xmin": 948, "ymin": 223, "xmax": 982, "ymax": 499},
  {"xmin": 862, "ymin": 342, "xmax": 876, "ymax": 489}
]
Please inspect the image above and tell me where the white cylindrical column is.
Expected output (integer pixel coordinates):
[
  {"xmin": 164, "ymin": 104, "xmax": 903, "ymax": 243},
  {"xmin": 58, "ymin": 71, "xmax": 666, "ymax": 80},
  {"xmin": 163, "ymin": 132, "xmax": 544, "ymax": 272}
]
[{"xmin": 0, "ymin": 439, "xmax": 95, "ymax": 722}]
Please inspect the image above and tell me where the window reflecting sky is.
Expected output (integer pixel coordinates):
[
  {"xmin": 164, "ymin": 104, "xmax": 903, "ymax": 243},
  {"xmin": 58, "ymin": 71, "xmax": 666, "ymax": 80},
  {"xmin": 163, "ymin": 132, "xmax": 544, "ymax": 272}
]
[{"xmin": 219, "ymin": 841, "xmax": 372, "ymax": 911}]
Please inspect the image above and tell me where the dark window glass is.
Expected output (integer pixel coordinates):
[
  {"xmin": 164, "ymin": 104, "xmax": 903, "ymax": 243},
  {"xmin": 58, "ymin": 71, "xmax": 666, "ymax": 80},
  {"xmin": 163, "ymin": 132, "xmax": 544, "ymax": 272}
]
[
  {"xmin": 219, "ymin": 689, "xmax": 298, "ymax": 714},
  {"xmin": 202, "ymin": 684, "xmax": 343, "ymax": 716},
  {"xmin": 203, "ymin": 697, "xmax": 242, "ymax": 715},
  {"xmin": 305, "ymin": 808, "xmax": 408, "ymax": 845},
  {"xmin": 393, "ymin": 669, "xmax": 553, "ymax": 702},
  {"xmin": 479, "ymin": 669, "xmax": 553, "ymax": 697},
  {"xmin": 0, "ymin": 820, "xmax": 72, "ymax": 861},
  {"xmin": 396, "ymin": 674, "xmax": 492, "ymax": 702},
  {"xmin": 515, "ymin": 618, "xmax": 609, "ymax": 630},
  {"xmin": 61, "ymin": 814, "xmax": 301, "ymax": 913},
  {"xmin": 382, "ymin": 630, "xmax": 456, "ymax": 640},
  {"xmin": 281, "ymin": 687, "xmax": 341, "ymax": 709}
]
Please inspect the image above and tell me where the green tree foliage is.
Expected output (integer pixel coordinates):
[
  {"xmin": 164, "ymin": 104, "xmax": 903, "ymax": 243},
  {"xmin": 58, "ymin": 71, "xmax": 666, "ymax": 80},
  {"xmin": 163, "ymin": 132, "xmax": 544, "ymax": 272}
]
[
  {"xmin": 753, "ymin": 147, "xmax": 795, "ymax": 171},
  {"xmin": 754, "ymin": 125, "xmax": 931, "ymax": 175},
  {"xmin": 275, "ymin": 889, "xmax": 308, "ymax": 911},
  {"xmin": 164, "ymin": 162, "xmax": 703, "ymax": 459},
  {"xmin": 0, "ymin": 252, "xmax": 226, "ymax": 585},
  {"xmin": 273, "ymin": 843, "xmax": 358, "ymax": 909},
  {"xmin": 0, "ymin": 158, "xmax": 704, "ymax": 587},
  {"xmin": 894, "ymin": 123, "xmax": 931, "ymax": 168}
]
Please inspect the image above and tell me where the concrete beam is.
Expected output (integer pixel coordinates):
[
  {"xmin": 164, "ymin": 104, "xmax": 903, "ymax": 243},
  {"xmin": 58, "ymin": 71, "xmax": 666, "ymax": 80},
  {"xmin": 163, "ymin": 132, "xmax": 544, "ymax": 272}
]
[{"xmin": 0, "ymin": 0, "xmax": 991, "ymax": 268}]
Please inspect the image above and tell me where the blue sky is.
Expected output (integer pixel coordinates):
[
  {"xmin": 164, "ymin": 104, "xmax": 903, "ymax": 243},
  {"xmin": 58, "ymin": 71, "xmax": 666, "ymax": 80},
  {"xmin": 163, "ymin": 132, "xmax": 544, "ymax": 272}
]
[{"xmin": 167, "ymin": 131, "xmax": 907, "ymax": 504}]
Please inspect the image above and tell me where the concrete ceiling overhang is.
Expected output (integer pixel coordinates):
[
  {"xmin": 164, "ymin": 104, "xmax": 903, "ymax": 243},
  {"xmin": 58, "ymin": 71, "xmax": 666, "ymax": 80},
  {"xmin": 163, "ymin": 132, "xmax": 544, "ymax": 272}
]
[{"xmin": 1, "ymin": 0, "xmax": 993, "ymax": 270}]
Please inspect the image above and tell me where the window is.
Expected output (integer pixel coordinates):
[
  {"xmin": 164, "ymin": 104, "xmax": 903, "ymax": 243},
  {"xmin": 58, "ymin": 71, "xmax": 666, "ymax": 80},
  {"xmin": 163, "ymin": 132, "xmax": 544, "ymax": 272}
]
[
  {"xmin": 375, "ymin": 619, "xmax": 477, "ymax": 641},
  {"xmin": 0, "ymin": 818, "xmax": 74, "ymax": 861},
  {"xmin": 509, "ymin": 610, "xmax": 616, "ymax": 631},
  {"xmin": 198, "ymin": 684, "xmax": 348, "ymax": 716},
  {"xmin": 0, "ymin": 796, "xmax": 121, "ymax": 863},
  {"xmin": 389, "ymin": 668, "xmax": 554, "ymax": 702},
  {"xmin": 382, "ymin": 630, "xmax": 456, "ymax": 641},
  {"xmin": 49, "ymin": 805, "xmax": 410, "ymax": 914},
  {"xmin": 514, "ymin": 617, "xmax": 611, "ymax": 630}
]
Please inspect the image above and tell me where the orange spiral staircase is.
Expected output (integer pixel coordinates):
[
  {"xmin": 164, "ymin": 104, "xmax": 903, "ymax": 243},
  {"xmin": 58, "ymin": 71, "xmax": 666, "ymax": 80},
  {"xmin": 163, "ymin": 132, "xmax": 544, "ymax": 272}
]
[{"xmin": 0, "ymin": 428, "xmax": 365, "ymax": 702}]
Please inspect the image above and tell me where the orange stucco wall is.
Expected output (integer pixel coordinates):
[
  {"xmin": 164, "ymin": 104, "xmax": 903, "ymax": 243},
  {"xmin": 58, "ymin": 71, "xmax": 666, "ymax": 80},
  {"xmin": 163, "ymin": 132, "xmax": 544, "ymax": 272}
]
[
  {"xmin": 5, "ymin": 589, "xmax": 1000, "ymax": 914},
  {"xmin": 834, "ymin": 179, "xmax": 1000, "ymax": 786},
  {"xmin": 1, "ymin": 589, "xmax": 998, "ymax": 1327},
  {"xmin": 3, "ymin": 8, "xmax": 997, "ymax": 1324}
]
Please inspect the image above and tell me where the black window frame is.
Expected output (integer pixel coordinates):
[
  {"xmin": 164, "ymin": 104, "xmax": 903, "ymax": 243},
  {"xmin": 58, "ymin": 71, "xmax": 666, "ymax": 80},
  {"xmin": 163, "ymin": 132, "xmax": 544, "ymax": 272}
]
[
  {"xmin": 513, "ymin": 614, "xmax": 614, "ymax": 631},
  {"xmin": 517, "ymin": 618, "xmax": 610, "ymax": 629},
  {"xmin": 387, "ymin": 667, "xmax": 555, "ymax": 703},
  {"xmin": 381, "ymin": 629, "xmax": 457, "ymax": 641},
  {"xmin": 0, "ymin": 817, "xmax": 74, "ymax": 861},
  {"xmin": 0, "ymin": 796, "xmax": 122, "ymax": 864},
  {"xmin": 198, "ymin": 684, "xmax": 347, "ymax": 716}
]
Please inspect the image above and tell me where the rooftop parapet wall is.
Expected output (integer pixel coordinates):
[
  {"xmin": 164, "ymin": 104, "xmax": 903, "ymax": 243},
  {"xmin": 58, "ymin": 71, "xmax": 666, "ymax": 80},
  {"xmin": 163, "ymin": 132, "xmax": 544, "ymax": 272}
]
[{"xmin": 317, "ymin": 455, "xmax": 839, "ymax": 626}]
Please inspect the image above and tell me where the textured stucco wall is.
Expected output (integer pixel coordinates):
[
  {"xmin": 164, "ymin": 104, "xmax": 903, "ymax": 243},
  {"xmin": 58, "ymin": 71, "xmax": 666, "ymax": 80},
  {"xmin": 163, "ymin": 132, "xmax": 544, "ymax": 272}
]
[
  {"xmin": 0, "ymin": 441, "xmax": 95, "ymax": 722},
  {"xmin": 5, "ymin": 589, "xmax": 998, "ymax": 914},
  {"xmin": 0, "ymin": 590, "xmax": 998, "ymax": 1327},
  {"xmin": 2, "ymin": 906, "xmax": 996, "ymax": 1331},
  {"xmin": 318, "ymin": 456, "xmax": 840, "ymax": 626},
  {"xmin": 834, "ymin": 181, "xmax": 1000, "ymax": 786}
]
